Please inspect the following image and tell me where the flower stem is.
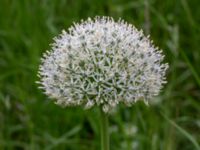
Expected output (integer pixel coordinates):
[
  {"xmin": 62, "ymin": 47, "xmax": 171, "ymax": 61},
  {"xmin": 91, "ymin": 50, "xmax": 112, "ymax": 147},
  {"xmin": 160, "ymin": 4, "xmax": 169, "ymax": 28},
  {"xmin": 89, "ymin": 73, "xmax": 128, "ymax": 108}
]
[{"xmin": 100, "ymin": 108, "xmax": 109, "ymax": 150}]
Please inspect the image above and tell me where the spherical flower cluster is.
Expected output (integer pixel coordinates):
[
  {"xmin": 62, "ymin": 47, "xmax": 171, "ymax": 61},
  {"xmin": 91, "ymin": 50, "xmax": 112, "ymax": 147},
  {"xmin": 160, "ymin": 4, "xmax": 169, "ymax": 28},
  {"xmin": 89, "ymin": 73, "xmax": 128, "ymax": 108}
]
[{"xmin": 37, "ymin": 16, "xmax": 168, "ymax": 113}]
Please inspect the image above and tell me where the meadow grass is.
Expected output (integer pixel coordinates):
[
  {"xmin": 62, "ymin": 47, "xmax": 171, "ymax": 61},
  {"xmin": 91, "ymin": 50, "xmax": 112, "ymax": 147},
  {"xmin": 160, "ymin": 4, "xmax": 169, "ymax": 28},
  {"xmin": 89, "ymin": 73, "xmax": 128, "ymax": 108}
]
[{"xmin": 0, "ymin": 0, "xmax": 200, "ymax": 149}]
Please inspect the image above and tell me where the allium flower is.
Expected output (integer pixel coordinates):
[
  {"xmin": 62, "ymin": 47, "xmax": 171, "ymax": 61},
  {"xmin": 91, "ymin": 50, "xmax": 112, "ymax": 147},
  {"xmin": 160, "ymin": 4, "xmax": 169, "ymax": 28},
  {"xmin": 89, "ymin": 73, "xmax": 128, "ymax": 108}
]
[{"xmin": 38, "ymin": 16, "xmax": 168, "ymax": 113}]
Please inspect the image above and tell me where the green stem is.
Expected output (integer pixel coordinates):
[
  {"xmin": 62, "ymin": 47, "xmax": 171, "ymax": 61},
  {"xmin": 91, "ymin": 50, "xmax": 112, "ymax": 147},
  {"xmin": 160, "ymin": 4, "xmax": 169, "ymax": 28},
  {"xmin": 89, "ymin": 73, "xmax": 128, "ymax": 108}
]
[{"xmin": 100, "ymin": 108, "xmax": 109, "ymax": 150}]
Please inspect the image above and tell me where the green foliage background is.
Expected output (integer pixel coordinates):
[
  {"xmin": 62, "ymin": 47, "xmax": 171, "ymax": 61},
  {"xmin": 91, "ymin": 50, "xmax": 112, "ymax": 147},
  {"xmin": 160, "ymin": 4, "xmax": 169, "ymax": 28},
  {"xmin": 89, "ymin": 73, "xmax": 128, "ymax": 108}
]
[{"xmin": 0, "ymin": 0, "xmax": 200, "ymax": 149}]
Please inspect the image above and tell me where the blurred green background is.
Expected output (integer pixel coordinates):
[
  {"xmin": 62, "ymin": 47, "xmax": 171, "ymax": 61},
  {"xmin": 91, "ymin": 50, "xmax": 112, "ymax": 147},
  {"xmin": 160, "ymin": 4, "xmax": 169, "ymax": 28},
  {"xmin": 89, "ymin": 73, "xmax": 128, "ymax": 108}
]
[{"xmin": 0, "ymin": 0, "xmax": 200, "ymax": 149}]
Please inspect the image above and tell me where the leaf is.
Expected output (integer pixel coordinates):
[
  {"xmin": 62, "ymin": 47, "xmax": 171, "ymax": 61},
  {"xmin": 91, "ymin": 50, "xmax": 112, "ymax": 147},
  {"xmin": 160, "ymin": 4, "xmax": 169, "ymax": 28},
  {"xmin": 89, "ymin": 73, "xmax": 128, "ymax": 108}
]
[{"xmin": 161, "ymin": 113, "xmax": 200, "ymax": 150}]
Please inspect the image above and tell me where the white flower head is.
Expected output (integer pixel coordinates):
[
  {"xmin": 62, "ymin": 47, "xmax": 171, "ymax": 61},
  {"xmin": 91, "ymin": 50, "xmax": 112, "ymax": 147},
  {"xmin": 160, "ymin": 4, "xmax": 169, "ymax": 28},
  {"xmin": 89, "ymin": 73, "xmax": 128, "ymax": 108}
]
[{"xmin": 37, "ymin": 16, "xmax": 168, "ymax": 113}]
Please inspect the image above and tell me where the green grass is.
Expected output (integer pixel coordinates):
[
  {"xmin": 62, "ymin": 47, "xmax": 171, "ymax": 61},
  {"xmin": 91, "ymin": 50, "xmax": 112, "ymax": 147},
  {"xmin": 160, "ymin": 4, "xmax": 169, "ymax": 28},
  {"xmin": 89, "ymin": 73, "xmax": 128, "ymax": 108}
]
[{"xmin": 0, "ymin": 0, "xmax": 200, "ymax": 149}]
